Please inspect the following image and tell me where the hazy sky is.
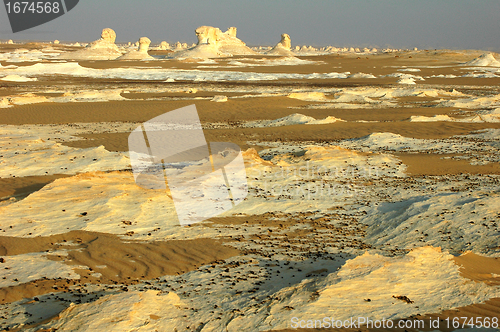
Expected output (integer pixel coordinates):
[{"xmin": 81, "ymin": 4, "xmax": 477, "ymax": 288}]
[{"xmin": 1, "ymin": 0, "xmax": 500, "ymax": 51}]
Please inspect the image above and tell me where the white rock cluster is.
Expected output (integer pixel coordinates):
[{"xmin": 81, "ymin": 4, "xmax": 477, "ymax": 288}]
[{"xmin": 169, "ymin": 26, "xmax": 256, "ymax": 59}]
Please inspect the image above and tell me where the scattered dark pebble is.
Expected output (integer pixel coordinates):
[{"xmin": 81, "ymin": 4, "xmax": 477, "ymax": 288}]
[{"xmin": 392, "ymin": 295, "xmax": 414, "ymax": 304}]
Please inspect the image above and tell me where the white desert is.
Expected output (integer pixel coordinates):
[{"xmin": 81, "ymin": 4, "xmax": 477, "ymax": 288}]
[{"xmin": 0, "ymin": 23, "xmax": 500, "ymax": 332}]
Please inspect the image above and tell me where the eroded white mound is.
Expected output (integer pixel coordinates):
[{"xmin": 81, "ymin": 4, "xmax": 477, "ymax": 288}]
[
  {"xmin": 117, "ymin": 37, "xmax": 154, "ymax": 60},
  {"xmin": 59, "ymin": 28, "xmax": 122, "ymax": 60},
  {"xmin": 169, "ymin": 26, "xmax": 257, "ymax": 59},
  {"xmin": 266, "ymin": 33, "xmax": 294, "ymax": 56},
  {"xmin": 0, "ymin": 75, "xmax": 37, "ymax": 82},
  {"xmin": 244, "ymin": 113, "xmax": 344, "ymax": 128},
  {"xmin": 465, "ymin": 53, "xmax": 500, "ymax": 67}
]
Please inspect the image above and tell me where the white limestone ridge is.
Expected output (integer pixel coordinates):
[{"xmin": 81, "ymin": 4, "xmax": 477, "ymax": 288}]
[
  {"xmin": 266, "ymin": 34, "xmax": 294, "ymax": 56},
  {"xmin": 169, "ymin": 26, "xmax": 257, "ymax": 59},
  {"xmin": 117, "ymin": 37, "xmax": 154, "ymax": 60},
  {"xmin": 59, "ymin": 28, "xmax": 122, "ymax": 60},
  {"xmin": 465, "ymin": 52, "xmax": 500, "ymax": 67}
]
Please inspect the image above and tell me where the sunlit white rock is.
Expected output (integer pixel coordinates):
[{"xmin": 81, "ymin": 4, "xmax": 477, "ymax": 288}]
[
  {"xmin": 59, "ymin": 28, "xmax": 122, "ymax": 60},
  {"xmin": 117, "ymin": 37, "xmax": 153, "ymax": 60},
  {"xmin": 169, "ymin": 25, "xmax": 256, "ymax": 59},
  {"xmin": 266, "ymin": 33, "xmax": 294, "ymax": 56}
]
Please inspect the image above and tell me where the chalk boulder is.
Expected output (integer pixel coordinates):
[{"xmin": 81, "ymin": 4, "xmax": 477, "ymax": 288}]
[
  {"xmin": 159, "ymin": 41, "xmax": 169, "ymax": 50},
  {"xmin": 59, "ymin": 28, "xmax": 122, "ymax": 60},
  {"xmin": 265, "ymin": 34, "xmax": 294, "ymax": 56},
  {"xmin": 117, "ymin": 37, "xmax": 154, "ymax": 60}
]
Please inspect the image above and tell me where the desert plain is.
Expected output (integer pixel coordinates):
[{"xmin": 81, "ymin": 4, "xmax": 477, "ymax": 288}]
[{"xmin": 0, "ymin": 28, "xmax": 499, "ymax": 331}]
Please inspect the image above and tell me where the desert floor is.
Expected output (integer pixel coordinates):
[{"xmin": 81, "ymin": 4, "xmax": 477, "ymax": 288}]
[{"xmin": 0, "ymin": 44, "xmax": 499, "ymax": 331}]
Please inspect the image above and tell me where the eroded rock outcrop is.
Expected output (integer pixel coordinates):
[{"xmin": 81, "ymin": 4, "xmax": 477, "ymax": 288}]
[
  {"xmin": 266, "ymin": 34, "xmax": 294, "ymax": 56},
  {"xmin": 465, "ymin": 53, "xmax": 500, "ymax": 67},
  {"xmin": 169, "ymin": 26, "xmax": 256, "ymax": 59},
  {"xmin": 59, "ymin": 28, "xmax": 122, "ymax": 60},
  {"xmin": 159, "ymin": 41, "xmax": 169, "ymax": 50},
  {"xmin": 117, "ymin": 37, "xmax": 154, "ymax": 60}
]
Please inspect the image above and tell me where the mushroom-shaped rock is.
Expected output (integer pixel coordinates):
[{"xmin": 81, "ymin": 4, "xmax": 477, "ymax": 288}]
[
  {"xmin": 117, "ymin": 37, "xmax": 154, "ymax": 60},
  {"xmin": 87, "ymin": 28, "xmax": 120, "ymax": 51},
  {"xmin": 59, "ymin": 28, "xmax": 122, "ymax": 60},
  {"xmin": 265, "ymin": 34, "xmax": 294, "ymax": 56}
]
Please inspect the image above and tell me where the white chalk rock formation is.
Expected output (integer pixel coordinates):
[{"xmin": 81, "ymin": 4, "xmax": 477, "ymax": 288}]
[
  {"xmin": 465, "ymin": 53, "xmax": 500, "ymax": 67},
  {"xmin": 174, "ymin": 42, "xmax": 183, "ymax": 50},
  {"xmin": 226, "ymin": 27, "xmax": 237, "ymax": 37},
  {"xmin": 117, "ymin": 37, "xmax": 154, "ymax": 60},
  {"xmin": 53, "ymin": 40, "xmax": 60, "ymax": 45},
  {"xmin": 266, "ymin": 34, "xmax": 294, "ymax": 56},
  {"xmin": 159, "ymin": 41, "xmax": 169, "ymax": 50},
  {"xmin": 59, "ymin": 28, "xmax": 122, "ymax": 60},
  {"xmin": 169, "ymin": 26, "xmax": 256, "ymax": 59},
  {"xmin": 7, "ymin": 40, "xmax": 13, "ymax": 44}
]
